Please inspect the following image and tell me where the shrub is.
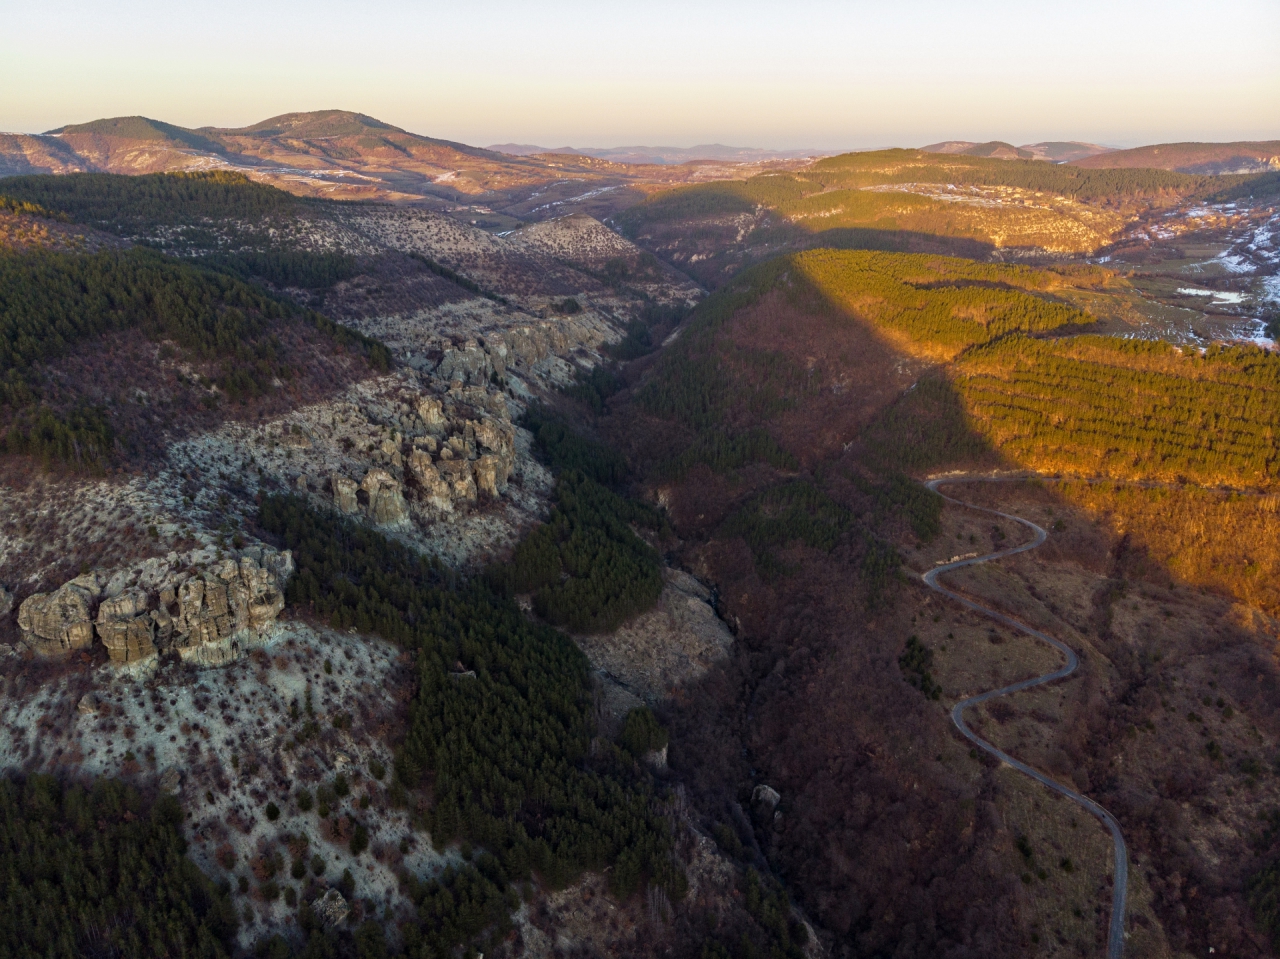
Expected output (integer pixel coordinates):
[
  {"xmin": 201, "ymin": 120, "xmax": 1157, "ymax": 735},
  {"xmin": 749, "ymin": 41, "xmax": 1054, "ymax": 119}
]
[{"xmin": 350, "ymin": 822, "xmax": 370, "ymax": 856}]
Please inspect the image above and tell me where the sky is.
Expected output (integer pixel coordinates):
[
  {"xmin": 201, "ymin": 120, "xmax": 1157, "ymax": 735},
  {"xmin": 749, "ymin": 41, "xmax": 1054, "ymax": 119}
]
[{"xmin": 3, "ymin": 0, "xmax": 1278, "ymax": 150}]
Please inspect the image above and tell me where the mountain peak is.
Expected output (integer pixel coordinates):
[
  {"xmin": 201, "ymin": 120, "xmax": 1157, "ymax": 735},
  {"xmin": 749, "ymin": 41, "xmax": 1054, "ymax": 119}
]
[{"xmin": 211, "ymin": 110, "xmax": 406, "ymax": 139}]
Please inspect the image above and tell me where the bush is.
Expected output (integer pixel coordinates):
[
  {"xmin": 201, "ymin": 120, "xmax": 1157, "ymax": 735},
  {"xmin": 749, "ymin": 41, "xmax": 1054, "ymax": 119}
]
[
  {"xmin": 899, "ymin": 635, "xmax": 942, "ymax": 700},
  {"xmin": 265, "ymin": 801, "xmax": 280, "ymax": 821}
]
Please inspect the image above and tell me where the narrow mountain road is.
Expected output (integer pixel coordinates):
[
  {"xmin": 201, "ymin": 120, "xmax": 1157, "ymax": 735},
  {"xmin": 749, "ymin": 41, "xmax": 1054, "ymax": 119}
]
[{"xmin": 923, "ymin": 476, "xmax": 1128, "ymax": 959}]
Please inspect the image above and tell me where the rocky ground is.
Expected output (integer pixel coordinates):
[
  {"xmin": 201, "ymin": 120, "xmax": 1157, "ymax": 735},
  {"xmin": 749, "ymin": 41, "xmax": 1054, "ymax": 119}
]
[{"xmin": 0, "ymin": 615, "xmax": 445, "ymax": 951}]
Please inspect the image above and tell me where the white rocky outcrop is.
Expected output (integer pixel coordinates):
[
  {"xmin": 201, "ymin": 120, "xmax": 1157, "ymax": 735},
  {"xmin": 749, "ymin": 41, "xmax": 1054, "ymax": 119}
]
[
  {"xmin": 324, "ymin": 383, "xmax": 517, "ymax": 525},
  {"xmin": 17, "ymin": 546, "xmax": 293, "ymax": 667}
]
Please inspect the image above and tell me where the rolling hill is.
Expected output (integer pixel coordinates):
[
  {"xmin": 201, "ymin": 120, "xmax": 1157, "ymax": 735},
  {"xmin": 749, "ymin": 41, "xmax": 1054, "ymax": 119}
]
[
  {"xmin": 0, "ymin": 111, "xmax": 787, "ymax": 216},
  {"xmin": 922, "ymin": 140, "xmax": 1112, "ymax": 162},
  {"xmin": 1072, "ymin": 139, "xmax": 1280, "ymax": 174},
  {"xmin": 489, "ymin": 143, "xmax": 822, "ymax": 164}
]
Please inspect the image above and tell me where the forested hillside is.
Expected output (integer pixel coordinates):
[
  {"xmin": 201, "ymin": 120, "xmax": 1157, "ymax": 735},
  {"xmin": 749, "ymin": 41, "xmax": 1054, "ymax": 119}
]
[
  {"xmin": 953, "ymin": 335, "xmax": 1280, "ymax": 487},
  {"xmin": 0, "ymin": 246, "xmax": 386, "ymax": 472},
  {"xmin": 637, "ymin": 250, "xmax": 1100, "ymax": 474},
  {"xmin": 0, "ymin": 774, "xmax": 237, "ymax": 958},
  {"xmin": 257, "ymin": 494, "xmax": 686, "ymax": 951}
]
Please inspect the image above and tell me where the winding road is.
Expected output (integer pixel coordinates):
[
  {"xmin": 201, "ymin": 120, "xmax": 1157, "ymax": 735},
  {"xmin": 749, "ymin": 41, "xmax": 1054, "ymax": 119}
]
[{"xmin": 923, "ymin": 476, "xmax": 1128, "ymax": 959}]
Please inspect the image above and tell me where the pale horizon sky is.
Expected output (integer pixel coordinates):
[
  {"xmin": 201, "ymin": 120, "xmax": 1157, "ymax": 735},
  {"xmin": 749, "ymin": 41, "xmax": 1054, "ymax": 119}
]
[{"xmin": 3, "ymin": 0, "xmax": 1278, "ymax": 151}]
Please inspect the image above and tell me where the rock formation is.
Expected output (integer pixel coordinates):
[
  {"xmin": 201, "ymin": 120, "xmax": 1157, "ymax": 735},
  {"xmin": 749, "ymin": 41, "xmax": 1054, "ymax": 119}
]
[
  {"xmin": 17, "ymin": 546, "xmax": 293, "ymax": 667},
  {"xmin": 324, "ymin": 383, "xmax": 517, "ymax": 526},
  {"xmin": 332, "ymin": 475, "xmax": 359, "ymax": 514},
  {"xmin": 0, "ymin": 586, "xmax": 12, "ymax": 619},
  {"xmin": 359, "ymin": 469, "xmax": 409, "ymax": 526},
  {"xmin": 314, "ymin": 889, "xmax": 350, "ymax": 927},
  {"xmin": 16, "ymin": 573, "xmax": 100, "ymax": 657}
]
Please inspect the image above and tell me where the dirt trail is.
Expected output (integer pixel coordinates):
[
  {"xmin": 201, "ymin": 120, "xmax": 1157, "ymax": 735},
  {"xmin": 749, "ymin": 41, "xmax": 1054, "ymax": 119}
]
[{"xmin": 923, "ymin": 476, "xmax": 1129, "ymax": 959}]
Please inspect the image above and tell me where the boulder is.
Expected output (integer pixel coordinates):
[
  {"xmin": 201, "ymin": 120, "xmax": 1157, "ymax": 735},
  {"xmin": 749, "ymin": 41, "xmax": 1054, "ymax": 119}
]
[
  {"xmin": 314, "ymin": 889, "xmax": 350, "ymax": 927},
  {"xmin": 438, "ymin": 459, "xmax": 477, "ymax": 504},
  {"xmin": 77, "ymin": 693, "xmax": 100, "ymax": 715},
  {"xmin": 473, "ymin": 419, "xmax": 513, "ymax": 456},
  {"xmin": 415, "ymin": 395, "xmax": 446, "ymax": 431},
  {"xmin": 644, "ymin": 744, "xmax": 669, "ymax": 771},
  {"xmin": 752, "ymin": 784, "xmax": 781, "ymax": 815},
  {"xmin": 331, "ymin": 475, "xmax": 359, "ymax": 514},
  {"xmin": 473, "ymin": 454, "xmax": 510, "ymax": 498},
  {"xmin": 436, "ymin": 341, "xmax": 491, "ymax": 386},
  {"xmin": 158, "ymin": 767, "xmax": 182, "ymax": 796},
  {"xmin": 408, "ymin": 450, "xmax": 453, "ymax": 510},
  {"xmin": 18, "ymin": 575, "xmax": 101, "ymax": 656}
]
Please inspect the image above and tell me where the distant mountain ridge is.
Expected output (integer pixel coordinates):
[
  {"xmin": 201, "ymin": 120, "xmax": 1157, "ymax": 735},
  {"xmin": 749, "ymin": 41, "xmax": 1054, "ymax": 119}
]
[
  {"xmin": 0, "ymin": 110, "xmax": 824, "ymax": 222},
  {"xmin": 1070, "ymin": 140, "xmax": 1280, "ymax": 174},
  {"xmin": 921, "ymin": 140, "xmax": 1113, "ymax": 162},
  {"xmin": 487, "ymin": 142, "xmax": 821, "ymax": 165}
]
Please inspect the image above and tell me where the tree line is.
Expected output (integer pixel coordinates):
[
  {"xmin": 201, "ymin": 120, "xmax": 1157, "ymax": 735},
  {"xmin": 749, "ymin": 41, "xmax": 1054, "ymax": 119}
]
[{"xmin": 0, "ymin": 172, "xmax": 299, "ymax": 231}]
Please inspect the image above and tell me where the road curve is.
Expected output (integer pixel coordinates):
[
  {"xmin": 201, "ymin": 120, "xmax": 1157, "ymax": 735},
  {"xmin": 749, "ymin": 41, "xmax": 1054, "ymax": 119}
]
[{"xmin": 923, "ymin": 476, "xmax": 1128, "ymax": 959}]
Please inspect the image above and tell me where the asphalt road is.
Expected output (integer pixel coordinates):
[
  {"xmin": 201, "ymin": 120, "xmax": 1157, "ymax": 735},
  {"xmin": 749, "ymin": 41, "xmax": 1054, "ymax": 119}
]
[{"xmin": 923, "ymin": 476, "xmax": 1129, "ymax": 959}]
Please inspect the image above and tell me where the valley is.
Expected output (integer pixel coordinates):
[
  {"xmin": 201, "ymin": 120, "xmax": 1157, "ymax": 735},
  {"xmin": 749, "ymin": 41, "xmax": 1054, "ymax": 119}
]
[{"xmin": 1, "ymin": 115, "xmax": 1279, "ymax": 959}]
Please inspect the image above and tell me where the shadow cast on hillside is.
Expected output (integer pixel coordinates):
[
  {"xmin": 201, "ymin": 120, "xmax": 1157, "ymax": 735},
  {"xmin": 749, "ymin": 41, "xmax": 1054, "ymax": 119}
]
[{"xmin": 617, "ymin": 248, "xmax": 1280, "ymax": 958}]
